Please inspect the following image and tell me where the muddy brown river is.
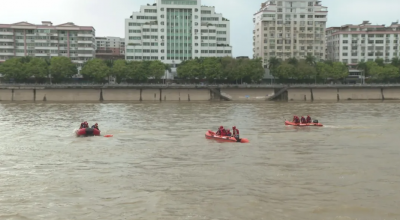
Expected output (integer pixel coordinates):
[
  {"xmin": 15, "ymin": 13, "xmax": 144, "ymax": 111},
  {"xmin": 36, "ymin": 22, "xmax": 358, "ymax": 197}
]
[{"xmin": 0, "ymin": 102, "xmax": 399, "ymax": 220}]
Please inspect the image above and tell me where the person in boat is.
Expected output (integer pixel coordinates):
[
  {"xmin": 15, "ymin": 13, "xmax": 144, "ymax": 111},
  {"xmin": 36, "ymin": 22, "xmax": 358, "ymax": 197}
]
[
  {"xmin": 306, "ymin": 115, "xmax": 312, "ymax": 123},
  {"xmin": 80, "ymin": 121, "xmax": 89, "ymax": 129},
  {"xmin": 216, "ymin": 126, "xmax": 227, "ymax": 136},
  {"xmin": 226, "ymin": 129, "xmax": 232, "ymax": 137},
  {"xmin": 92, "ymin": 123, "xmax": 99, "ymax": 131},
  {"xmin": 292, "ymin": 116, "xmax": 300, "ymax": 123},
  {"xmin": 232, "ymin": 126, "xmax": 240, "ymax": 139},
  {"xmin": 300, "ymin": 116, "xmax": 307, "ymax": 124}
]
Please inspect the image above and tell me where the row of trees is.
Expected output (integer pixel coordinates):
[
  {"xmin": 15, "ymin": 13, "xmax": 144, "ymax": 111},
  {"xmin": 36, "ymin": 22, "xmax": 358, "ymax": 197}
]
[
  {"xmin": 268, "ymin": 55, "xmax": 400, "ymax": 83},
  {"xmin": 0, "ymin": 57, "xmax": 77, "ymax": 83},
  {"xmin": 177, "ymin": 57, "xmax": 265, "ymax": 83},
  {"xmin": 357, "ymin": 58, "xmax": 400, "ymax": 82},
  {"xmin": 0, "ymin": 57, "xmax": 168, "ymax": 83},
  {"xmin": 81, "ymin": 59, "xmax": 167, "ymax": 83}
]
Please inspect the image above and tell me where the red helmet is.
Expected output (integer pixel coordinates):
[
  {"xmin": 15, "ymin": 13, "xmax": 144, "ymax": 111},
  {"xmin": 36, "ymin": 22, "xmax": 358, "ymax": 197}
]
[
  {"xmin": 219, "ymin": 126, "xmax": 224, "ymax": 129},
  {"xmin": 227, "ymin": 129, "xmax": 230, "ymax": 131},
  {"xmin": 233, "ymin": 126, "xmax": 236, "ymax": 129},
  {"xmin": 95, "ymin": 123, "xmax": 98, "ymax": 126}
]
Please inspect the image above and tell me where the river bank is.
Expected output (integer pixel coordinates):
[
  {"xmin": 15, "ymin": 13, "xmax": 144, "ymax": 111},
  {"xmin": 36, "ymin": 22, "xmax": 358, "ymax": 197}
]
[{"xmin": 1, "ymin": 84, "xmax": 400, "ymax": 101}]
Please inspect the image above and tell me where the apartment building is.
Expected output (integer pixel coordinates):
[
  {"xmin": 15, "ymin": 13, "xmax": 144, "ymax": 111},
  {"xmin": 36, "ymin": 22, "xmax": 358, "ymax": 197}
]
[
  {"xmin": 95, "ymin": 37, "xmax": 125, "ymax": 60},
  {"xmin": 125, "ymin": 0, "xmax": 233, "ymax": 65},
  {"xmin": 0, "ymin": 21, "xmax": 95, "ymax": 67},
  {"xmin": 326, "ymin": 21, "xmax": 400, "ymax": 64},
  {"xmin": 253, "ymin": 0, "xmax": 328, "ymax": 66}
]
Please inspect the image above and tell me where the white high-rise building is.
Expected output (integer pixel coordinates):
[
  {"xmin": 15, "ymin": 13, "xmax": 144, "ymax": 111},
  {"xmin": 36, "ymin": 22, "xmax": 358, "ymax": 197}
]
[
  {"xmin": 253, "ymin": 0, "xmax": 328, "ymax": 66},
  {"xmin": 0, "ymin": 21, "xmax": 95, "ymax": 66},
  {"xmin": 326, "ymin": 21, "xmax": 400, "ymax": 64},
  {"xmin": 125, "ymin": 0, "xmax": 232, "ymax": 65}
]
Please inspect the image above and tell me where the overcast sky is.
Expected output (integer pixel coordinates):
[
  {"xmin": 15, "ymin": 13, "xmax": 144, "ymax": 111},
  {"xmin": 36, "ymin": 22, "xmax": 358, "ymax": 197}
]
[{"xmin": 2, "ymin": 0, "xmax": 399, "ymax": 57}]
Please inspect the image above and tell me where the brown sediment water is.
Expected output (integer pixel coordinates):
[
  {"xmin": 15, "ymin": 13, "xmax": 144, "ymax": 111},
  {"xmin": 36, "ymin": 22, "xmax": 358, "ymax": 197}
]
[{"xmin": 0, "ymin": 102, "xmax": 399, "ymax": 220}]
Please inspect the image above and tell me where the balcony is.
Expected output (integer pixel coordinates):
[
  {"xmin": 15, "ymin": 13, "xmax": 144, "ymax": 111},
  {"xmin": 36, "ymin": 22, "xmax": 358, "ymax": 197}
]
[
  {"xmin": 0, "ymin": 32, "xmax": 14, "ymax": 36},
  {"xmin": 0, "ymin": 52, "xmax": 15, "ymax": 56},
  {"xmin": 0, "ymin": 38, "xmax": 14, "ymax": 42},
  {"xmin": 35, "ymin": 53, "xmax": 50, "ymax": 57},
  {"xmin": 77, "ymin": 54, "xmax": 94, "ymax": 57},
  {"xmin": 36, "ymin": 46, "xmax": 58, "ymax": 50},
  {"xmin": 0, "ymin": 45, "xmax": 14, "ymax": 49},
  {"xmin": 78, "ymin": 40, "xmax": 93, "ymax": 44},
  {"xmin": 77, "ymin": 33, "xmax": 94, "ymax": 37},
  {"xmin": 78, "ymin": 47, "xmax": 94, "ymax": 51}
]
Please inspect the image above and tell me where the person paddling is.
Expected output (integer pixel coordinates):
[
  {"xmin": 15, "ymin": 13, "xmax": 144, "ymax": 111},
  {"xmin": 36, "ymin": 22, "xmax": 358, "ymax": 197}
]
[
  {"xmin": 300, "ymin": 116, "xmax": 306, "ymax": 124},
  {"xmin": 232, "ymin": 126, "xmax": 241, "ymax": 142},
  {"xmin": 216, "ymin": 126, "xmax": 227, "ymax": 136},
  {"xmin": 292, "ymin": 116, "xmax": 300, "ymax": 123},
  {"xmin": 306, "ymin": 115, "xmax": 312, "ymax": 123},
  {"xmin": 80, "ymin": 121, "xmax": 89, "ymax": 129},
  {"xmin": 92, "ymin": 123, "xmax": 100, "ymax": 131}
]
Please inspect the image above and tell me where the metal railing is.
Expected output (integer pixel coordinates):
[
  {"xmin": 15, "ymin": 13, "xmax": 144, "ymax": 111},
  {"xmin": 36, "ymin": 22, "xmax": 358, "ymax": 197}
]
[{"xmin": 1, "ymin": 82, "xmax": 400, "ymax": 88}]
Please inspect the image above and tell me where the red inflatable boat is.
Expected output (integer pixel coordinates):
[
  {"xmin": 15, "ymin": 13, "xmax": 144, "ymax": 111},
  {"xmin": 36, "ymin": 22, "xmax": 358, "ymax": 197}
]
[
  {"xmin": 285, "ymin": 121, "xmax": 323, "ymax": 127},
  {"xmin": 75, "ymin": 128, "xmax": 101, "ymax": 136},
  {"xmin": 205, "ymin": 130, "xmax": 249, "ymax": 143}
]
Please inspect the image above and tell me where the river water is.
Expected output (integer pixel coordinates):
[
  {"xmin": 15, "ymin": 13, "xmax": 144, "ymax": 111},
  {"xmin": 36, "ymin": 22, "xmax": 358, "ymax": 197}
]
[{"xmin": 0, "ymin": 102, "xmax": 399, "ymax": 220}]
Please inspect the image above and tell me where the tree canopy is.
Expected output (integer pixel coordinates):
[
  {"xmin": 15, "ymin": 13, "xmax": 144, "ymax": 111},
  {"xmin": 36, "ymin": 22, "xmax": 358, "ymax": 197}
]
[{"xmin": 176, "ymin": 57, "xmax": 265, "ymax": 83}]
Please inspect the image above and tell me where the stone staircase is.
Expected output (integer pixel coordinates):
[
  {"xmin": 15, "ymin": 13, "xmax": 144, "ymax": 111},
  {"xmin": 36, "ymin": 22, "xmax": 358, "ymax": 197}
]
[
  {"xmin": 210, "ymin": 88, "xmax": 232, "ymax": 101},
  {"xmin": 266, "ymin": 86, "xmax": 289, "ymax": 101}
]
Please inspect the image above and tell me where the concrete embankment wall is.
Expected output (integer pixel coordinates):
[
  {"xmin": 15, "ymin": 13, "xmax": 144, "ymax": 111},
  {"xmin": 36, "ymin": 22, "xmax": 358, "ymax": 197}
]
[
  {"xmin": 382, "ymin": 88, "xmax": 400, "ymax": 100},
  {"xmin": 221, "ymin": 89, "xmax": 274, "ymax": 101},
  {"xmin": 338, "ymin": 88, "xmax": 382, "ymax": 100},
  {"xmin": 0, "ymin": 89, "xmax": 12, "ymax": 101},
  {"xmin": 285, "ymin": 88, "xmax": 387, "ymax": 101},
  {"xmin": 312, "ymin": 89, "xmax": 338, "ymax": 101},
  {"xmin": 36, "ymin": 89, "xmax": 101, "ymax": 101},
  {"xmin": 102, "ymin": 89, "xmax": 141, "ymax": 101},
  {"xmin": 2, "ymin": 87, "xmax": 400, "ymax": 102},
  {"xmin": 288, "ymin": 89, "xmax": 312, "ymax": 101},
  {"xmin": 0, "ymin": 88, "xmax": 212, "ymax": 102}
]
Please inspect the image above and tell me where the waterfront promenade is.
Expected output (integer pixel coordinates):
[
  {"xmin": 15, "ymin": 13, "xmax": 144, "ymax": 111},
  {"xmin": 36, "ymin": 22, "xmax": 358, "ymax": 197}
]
[{"xmin": 1, "ymin": 83, "xmax": 400, "ymax": 101}]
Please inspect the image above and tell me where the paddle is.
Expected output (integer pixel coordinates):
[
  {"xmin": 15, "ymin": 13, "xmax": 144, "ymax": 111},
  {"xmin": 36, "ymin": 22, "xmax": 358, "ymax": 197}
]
[{"xmin": 104, "ymin": 134, "xmax": 113, "ymax": 138}]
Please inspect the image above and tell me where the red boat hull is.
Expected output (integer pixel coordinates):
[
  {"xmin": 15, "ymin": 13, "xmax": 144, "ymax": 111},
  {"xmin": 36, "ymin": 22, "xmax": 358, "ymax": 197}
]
[
  {"xmin": 285, "ymin": 121, "xmax": 323, "ymax": 127},
  {"xmin": 205, "ymin": 130, "xmax": 249, "ymax": 143},
  {"xmin": 76, "ymin": 128, "xmax": 101, "ymax": 136}
]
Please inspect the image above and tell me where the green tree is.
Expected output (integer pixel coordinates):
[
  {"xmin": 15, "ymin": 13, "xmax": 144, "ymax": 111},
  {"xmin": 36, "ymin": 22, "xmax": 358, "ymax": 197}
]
[
  {"xmin": 296, "ymin": 60, "xmax": 317, "ymax": 80},
  {"xmin": 221, "ymin": 57, "xmax": 242, "ymax": 83},
  {"xmin": 247, "ymin": 58, "xmax": 265, "ymax": 82},
  {"xmin": 316, "ymin": 62, "xmax": 332, "ymax": 81},
  {"xmin": 0, "ymin": 58, "xmax": 27, "ymax": 81},
  {"xmin": 330, "ymin": 62, "xmax": 349, "ymax": 80},
  {"xmin": 287, "ymin": 57, "xmax": 298, "ymax": 66},
  {"xmin": 25, "ymin": 58, "xmax": 48, "ymax": 82},
  {"xmin": 391, "ymin": 57, "xmax": 400, "ymax": 67},
  {"xmin": 203, "ymin": 57, "xmax": 222, "ymax": 82},
  {"xmin": 382, "ymin": 65, "xmax": 400, "ymax": 80},
  {"xmin": 49, "ymin": 57, "xmax": 77, "ymax": 82},
  {"xmin": 275, "ymin": 62, "xmax": 295, "ymax": 80},
  {"xmin": 305, "ymin": 54, "xmax": 317, "ymax": 66},
  {"xmin": 148, "ymin": 60, "xmax": 165, "ymax": 80},
  {"xmin": 127, "ymin": 61, "xmax": 148, "ymax": 82},
  {"xmin": 111, "ymin": 59, "xmax": 128, "ymax": 84},
  {"xmin": 375, "ymin": 58, "xmax": 385, "ymax": 67},
  {"xmin": 268, "ymin": 57, "xmax": 281, "ymax": 78},
  {"xmin": 81, "ymin": 59, "xmax": 110, "ymax": 83},
  {"xmin": 177, "ymin": 59, "xmax": 201, "ymax": 81}
]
